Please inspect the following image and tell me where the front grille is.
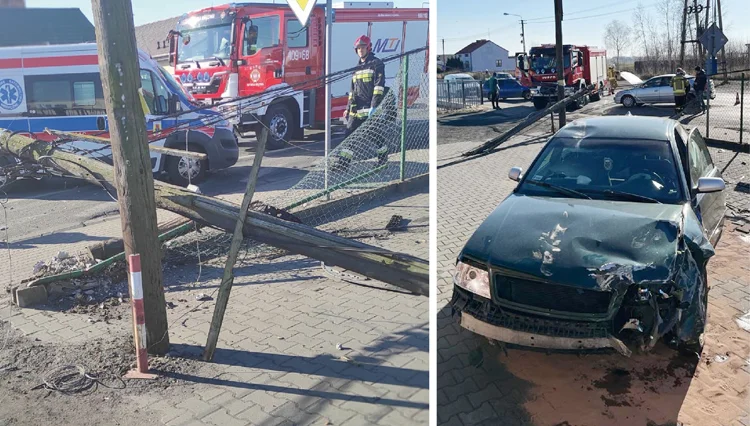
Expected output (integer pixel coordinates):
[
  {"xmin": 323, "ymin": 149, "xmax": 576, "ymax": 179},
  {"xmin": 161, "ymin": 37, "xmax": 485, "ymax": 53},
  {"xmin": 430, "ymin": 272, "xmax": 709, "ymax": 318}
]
[
  {"xmin": 539, "ymin": 85, "xmax": 557, "ymax": 96},
  {"xmin": 451, "ymin": 287, "xmax": 610, "ymax": 339},
  {"xmin": 494, "ymin": 275, "xmax": 611, "ymax": 314}
]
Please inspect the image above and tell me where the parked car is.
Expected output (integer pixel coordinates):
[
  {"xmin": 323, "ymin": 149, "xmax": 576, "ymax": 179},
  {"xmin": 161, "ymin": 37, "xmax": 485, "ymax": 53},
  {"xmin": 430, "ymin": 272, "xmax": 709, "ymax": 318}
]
[
  {"xmin": 482, "ymin": 78, "xmax": 532, "ymax": 100},
  {"xmin": 615, "ymin": 74, "xmax": 716, "ymax": 108},
  {"xmin": 444, "ymin": 73, "xmax": 476, "ymax": 83},
  {"xmin": 493, "ymin": 72, "xmax": 515, "ymax": 80},
  {"xmin": 451, "ymin": 116, "xmax": 726, "ymax": 356}
]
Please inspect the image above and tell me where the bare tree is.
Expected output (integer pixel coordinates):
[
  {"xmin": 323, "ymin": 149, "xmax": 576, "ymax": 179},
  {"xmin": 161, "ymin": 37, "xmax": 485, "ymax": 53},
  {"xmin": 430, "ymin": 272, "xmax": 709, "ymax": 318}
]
[{"xmin": 605, "ymin": 20, "xmax": 631, "ymax": 68}]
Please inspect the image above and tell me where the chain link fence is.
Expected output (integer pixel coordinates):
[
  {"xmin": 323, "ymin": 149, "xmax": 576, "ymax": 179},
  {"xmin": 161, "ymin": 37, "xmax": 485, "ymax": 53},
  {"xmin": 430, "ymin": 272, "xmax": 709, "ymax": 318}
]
[
  {"xmin": 166, "ymin": 47, "xmax": 430, "ymax": 266},
  {"xmin": 437, "ymin": 79, "xmax": 483, "ymax": 111}
]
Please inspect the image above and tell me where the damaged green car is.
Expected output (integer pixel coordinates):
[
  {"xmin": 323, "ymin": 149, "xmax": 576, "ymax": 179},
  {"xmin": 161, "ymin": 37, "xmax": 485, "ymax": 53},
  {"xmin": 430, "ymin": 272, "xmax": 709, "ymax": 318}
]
[{"xmin": 451, "ymin": 116, "xmax": 726, "ymax": 356}]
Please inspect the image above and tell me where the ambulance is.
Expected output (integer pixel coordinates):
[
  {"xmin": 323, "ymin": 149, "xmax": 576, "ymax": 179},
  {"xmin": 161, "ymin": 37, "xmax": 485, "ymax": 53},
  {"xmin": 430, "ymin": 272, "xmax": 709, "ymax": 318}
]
[{"xmin": 0, "ymin": 43, "xmax": 239, "ymax": 186}]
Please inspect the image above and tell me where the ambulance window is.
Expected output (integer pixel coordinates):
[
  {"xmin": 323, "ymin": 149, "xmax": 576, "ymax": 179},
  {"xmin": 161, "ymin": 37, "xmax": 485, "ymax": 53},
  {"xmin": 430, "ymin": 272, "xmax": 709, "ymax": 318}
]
[
  {"xmin": 286, "ymin": 20, "xmax": 308, "ymax": 48},
  {"xmin": 73, "ymin": 82, "xmax": 96, "ymax": 106},
  {"xmin": 140, "ymin": 69, "xmax": 169, "ymax": 115}
]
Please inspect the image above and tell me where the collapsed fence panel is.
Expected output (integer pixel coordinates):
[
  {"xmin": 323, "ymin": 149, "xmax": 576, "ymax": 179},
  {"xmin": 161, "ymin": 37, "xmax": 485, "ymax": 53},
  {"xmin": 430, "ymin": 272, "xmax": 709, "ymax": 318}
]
[{"xmin": 437, "ymin": 80, "xmax": 483, "ymax": 111}]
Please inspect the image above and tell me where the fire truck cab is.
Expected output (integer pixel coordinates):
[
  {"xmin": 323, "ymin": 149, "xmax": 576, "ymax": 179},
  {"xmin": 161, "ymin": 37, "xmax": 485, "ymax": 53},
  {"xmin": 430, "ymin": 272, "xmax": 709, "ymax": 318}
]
[
  {"xmin": 170, "ymin": 2, "xmax": 428, "ymax": 149},
  {"xmin": 516, "ymin": 44, "xmax": 608, "ymax": 110}
]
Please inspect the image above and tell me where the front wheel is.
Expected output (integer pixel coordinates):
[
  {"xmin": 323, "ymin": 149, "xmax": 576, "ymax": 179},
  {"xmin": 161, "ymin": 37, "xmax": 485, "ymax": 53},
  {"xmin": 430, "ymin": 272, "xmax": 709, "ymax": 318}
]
[
  {"xmin": 522, "ymin": 91, "xmax": 532, "ymax": 101},
  {"xmin": 533, "ymin": 97, "xmax": 549, "ymax": 110},
  {"xmin": 621, "ymin": 95, "xmax": 636, "ymax": 108},
  {"xmin": 257, "ymin": 104, "xmax": 294, "ymax": 151},
  {"xmin": 166, "ymin": 144, "xmax": 207, "ymax": 187}
]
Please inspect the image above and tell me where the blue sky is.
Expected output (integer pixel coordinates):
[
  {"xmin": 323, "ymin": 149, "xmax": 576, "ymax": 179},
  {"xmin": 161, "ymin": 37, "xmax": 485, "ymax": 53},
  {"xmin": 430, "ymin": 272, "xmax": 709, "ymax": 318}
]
[
  {"xmin": 437, "ymin": 0, "xmax": 749, "ymax": 57},
  {"xmin": 27, "ymin": 0, "xmax": 428, "ymax": 26}
]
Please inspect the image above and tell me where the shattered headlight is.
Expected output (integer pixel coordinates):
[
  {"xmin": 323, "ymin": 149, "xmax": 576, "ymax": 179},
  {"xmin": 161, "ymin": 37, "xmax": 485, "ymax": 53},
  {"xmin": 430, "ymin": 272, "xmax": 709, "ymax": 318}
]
[{"xmin": 454, "ymin": 261, "xmax": 491, "ymax": 299}]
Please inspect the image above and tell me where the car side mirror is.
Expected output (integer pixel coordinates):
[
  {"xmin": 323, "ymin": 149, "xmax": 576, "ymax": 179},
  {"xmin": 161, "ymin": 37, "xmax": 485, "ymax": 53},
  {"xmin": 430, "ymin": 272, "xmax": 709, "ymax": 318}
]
[
  {"xmin": 696, "ymin": 177, "xmax": 725, "ymax": 193},
  {"xmin": 509, "ymin": 167, "xmax": 523, "ymax": 182}
]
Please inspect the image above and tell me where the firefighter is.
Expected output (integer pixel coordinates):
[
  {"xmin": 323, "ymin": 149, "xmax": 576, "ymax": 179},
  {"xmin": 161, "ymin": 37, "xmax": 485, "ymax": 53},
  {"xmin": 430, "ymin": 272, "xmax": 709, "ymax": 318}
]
[
  {"xmin": 672, "ymin": 68, "xmax": 689, "ymax": 115},
  {"xmin": 335, "ymin": 35, "xmax": 388, "ymax": 170},
  {"xmin": 607, "ymin": 65, "xmax": 618, "ymax": 95}
]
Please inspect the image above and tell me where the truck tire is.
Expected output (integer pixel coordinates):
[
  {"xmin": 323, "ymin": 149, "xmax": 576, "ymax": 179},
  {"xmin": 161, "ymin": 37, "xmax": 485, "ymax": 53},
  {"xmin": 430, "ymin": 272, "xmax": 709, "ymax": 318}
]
[
  {"xmin": 533, "ymin": 97, "xmax": 549, "ymax": 110},
  {"xmin": 257, "ymin": 103, "xmax": 294, "ymax": 151},
  {"xmin": 166, "ymin": 144, "xmax": 207, "ymax": 187}
]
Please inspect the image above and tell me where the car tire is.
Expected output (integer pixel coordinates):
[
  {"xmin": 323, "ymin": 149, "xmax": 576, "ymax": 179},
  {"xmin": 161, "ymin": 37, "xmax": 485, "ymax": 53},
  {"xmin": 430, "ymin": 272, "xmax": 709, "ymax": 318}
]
[
  {"xmin": 621, "ymin": 95, "xmax": 636, "ymax": 108},
  {"xmin": 257, "ymin": 103, "xmax": 294, "ymax": 151},
  {"xmin": 533, "ymin": 98, "xmax": 549, "ymax": 110},
  {"xmin": 166, "ymin": 144, "xmax": 207, "ymax": 187},
  {"xmin": 523, "ymin": 91, "xmax": 532, "ymax": 101}
]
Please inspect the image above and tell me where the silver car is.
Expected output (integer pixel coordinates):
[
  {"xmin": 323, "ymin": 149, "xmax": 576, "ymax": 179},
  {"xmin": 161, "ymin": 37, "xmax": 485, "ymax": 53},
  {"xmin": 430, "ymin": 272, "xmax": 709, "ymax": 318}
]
[{"xmin": 614, "ymin": 73, "xmax": 715, "ymax": 108}]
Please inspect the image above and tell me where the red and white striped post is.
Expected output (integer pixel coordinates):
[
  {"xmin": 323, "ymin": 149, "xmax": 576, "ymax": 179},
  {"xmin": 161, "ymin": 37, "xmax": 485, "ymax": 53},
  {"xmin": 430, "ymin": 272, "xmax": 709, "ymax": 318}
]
[{"xmin": 124, "ymin": 254, "xmax": 157, "ymax": 379}]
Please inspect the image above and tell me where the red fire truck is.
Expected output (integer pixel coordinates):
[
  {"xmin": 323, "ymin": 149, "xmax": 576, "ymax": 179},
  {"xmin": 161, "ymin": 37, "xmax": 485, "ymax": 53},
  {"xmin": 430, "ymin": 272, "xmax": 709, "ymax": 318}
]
[
  {"xmin": 515, "ymin": 44, "xmax": 608, "ymax": 110},
  {"xmin": 170, "ymin": 2, "xmax": 428, "ymax": 149}
]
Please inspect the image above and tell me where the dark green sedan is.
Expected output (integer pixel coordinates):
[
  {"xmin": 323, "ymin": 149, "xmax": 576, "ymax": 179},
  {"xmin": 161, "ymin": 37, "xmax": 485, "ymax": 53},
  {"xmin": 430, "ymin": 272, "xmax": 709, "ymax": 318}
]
[{"xmin": 451, "ymin": 116, "xmax": 726, "ymax": 356}]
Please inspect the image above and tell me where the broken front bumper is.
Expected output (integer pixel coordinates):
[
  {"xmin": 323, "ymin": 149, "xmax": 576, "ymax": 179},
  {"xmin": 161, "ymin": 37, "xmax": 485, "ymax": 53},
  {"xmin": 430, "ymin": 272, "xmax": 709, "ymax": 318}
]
[{"xmin": 451, "ymin": 286, "xmax": 632, "ymax": 356}]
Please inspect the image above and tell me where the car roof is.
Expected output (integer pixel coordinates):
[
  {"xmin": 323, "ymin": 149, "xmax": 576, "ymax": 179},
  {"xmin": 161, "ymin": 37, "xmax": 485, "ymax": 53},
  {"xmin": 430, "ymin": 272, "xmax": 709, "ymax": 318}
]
[{"xmin": 555, "ymin": 116, "xmax": 675, "ymax": 141}]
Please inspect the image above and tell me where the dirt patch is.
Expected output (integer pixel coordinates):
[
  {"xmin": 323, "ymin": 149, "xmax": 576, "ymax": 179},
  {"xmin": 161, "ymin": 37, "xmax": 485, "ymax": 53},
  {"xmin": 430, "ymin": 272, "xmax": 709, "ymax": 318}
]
[
  {"xmin": 0, "ymin": 320, "xmax": 203, "ymax": 426},
  {"xmin": 593, "ymin": 368, "xmax": 632, "ymax": 395}
]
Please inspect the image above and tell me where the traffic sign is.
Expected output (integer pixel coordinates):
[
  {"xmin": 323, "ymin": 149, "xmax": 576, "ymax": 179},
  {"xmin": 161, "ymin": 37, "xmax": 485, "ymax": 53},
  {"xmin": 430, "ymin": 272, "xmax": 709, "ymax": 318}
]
[
  {"xmin": 286, "ymin": 0, "xmax": 316, "ymax": 27},
  {"xmin": 699, "ymin": 23, "xmax": 728, "ymax": 57}
]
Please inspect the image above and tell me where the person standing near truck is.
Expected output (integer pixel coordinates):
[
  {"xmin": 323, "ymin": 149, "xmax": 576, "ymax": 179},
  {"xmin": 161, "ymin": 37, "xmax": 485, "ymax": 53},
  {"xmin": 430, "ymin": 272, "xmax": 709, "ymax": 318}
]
[
  {"xmin": 607, "ymin": 65, "xmax": 618, "ymax": 95},
  {"xmin": 694, "ymin": 66, "xmax": 708, "ymax": 113},
  {"xmin": 672, "ymin": 68, "xmax": 690, "ymax": 115},
  {"xmin": 335, "ymin": 35, "xmax": 388, "ymax": 170},
  {"xmin": 486, "ymin": 71, "xmax": 500, "ymax": 110}
]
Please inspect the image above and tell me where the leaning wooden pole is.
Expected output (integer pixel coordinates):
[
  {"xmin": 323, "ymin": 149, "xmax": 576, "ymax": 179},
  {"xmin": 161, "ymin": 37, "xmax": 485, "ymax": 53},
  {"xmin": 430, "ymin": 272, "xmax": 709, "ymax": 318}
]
[
  {"xmin": 90, "ymin": 0, "xmax": 169, "ymax": 354},
  {"xmin": 204, "ymin": 134, "xmax": 267, "ymax": 361},
  {"xmin": 0, "ymin": 131, "xmax": 429, "ymax": 296}
]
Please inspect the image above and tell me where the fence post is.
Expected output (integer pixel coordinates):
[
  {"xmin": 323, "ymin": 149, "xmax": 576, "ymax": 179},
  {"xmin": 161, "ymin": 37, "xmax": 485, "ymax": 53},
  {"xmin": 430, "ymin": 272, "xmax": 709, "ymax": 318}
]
[
  {"xmin": 447, "ymin": 81, "xmax": 452, "ymax": 107},
  {"xmin": 461, "ymin": 81, "xmax": 466, "ymax": 108},
  {"xmin": 706, "ymin": 83, "xmax": 710, "ymax": 139},
  {"xmin": 480, "ymin": 80, "xmax": 484, "ymax": 104},
  {"xmin": 742, "ymin": 73, "xmax": 745, "ymax": 145},
  {"xmin": 400, "ymin": 55, "xmax": 409, "ymax": 182}
]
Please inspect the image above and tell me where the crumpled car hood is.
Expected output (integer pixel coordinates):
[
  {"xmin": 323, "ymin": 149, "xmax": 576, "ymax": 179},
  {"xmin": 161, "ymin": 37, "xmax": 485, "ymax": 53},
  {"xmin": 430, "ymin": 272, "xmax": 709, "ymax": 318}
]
[{"xmin": 460, "ymin": 194, "xmax": 688, "ymax": 290}]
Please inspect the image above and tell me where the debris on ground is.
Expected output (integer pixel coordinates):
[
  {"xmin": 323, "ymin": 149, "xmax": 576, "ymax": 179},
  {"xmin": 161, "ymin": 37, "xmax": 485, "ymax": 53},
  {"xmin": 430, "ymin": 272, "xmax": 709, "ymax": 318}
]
[
  {"xmin": 386, "ymin": 214, "xmax": 405, "ymax": 231},
  {"xmin": 195, "ymin": 293, "xmax": 213, "ymax": 301},
  {"xmin": 736, "ymin": 312, "xmax": 750, "ymax": 332},
  {"xmin": 713, "ymin": 354, "xmax": 730, "ymax": 363},
  {"xmin": 31, "ymin": 252, "xmax": 96, "ymax": 278}
]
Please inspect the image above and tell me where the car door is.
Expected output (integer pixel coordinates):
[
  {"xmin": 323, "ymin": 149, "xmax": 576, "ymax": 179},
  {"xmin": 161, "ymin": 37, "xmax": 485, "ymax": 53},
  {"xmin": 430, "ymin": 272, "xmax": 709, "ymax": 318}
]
[
  {"xmin": 636, "ymin": 77, "xmax": 662, "ymax": 103},
  {"xmin": 656, "ymin": 77, "xmax": 674, "ymax": 103},
  {"xmin": 686, "ymin": 127, "xmax": 726, "ymax": 245}
]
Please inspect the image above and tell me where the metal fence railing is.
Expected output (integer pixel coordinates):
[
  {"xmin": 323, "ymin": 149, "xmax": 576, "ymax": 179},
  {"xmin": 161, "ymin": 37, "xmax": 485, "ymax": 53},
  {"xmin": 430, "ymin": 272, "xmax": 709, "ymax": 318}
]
[
  {"xmin": 701, "ymin": 70, "xmax": 750, "ymax": 145},
  {"xmin": 437, "ymin": 80, "xmax": 483, "ymax": 111}
]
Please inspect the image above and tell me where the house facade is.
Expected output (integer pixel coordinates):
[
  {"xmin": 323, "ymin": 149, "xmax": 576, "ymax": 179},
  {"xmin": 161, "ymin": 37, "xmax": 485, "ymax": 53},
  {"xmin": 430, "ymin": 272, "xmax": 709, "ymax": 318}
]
[{"xmin": 455, "ymin": 39, "xmax": 513, "ymax": 73}]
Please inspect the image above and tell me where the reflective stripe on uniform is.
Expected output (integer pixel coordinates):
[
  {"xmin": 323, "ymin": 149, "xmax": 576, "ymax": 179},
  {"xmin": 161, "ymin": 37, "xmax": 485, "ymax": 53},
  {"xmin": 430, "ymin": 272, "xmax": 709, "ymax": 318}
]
[
  {"xmin": 353, "ymin": 69, "xmax": 375, "ymax": 82},
  {"xmin": 373, "ymin": 85, "xmax": 384, "ymax": 95}
]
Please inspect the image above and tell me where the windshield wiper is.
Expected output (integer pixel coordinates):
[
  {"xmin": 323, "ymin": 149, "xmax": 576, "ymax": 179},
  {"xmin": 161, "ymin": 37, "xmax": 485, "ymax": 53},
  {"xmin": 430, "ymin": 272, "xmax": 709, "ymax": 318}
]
[
  {"xmin": 209, "ymin": 56, "xmax": 226, "ymax": 66},
  {"xmin": 524, "ymin": 179, "xmax": 591, "ymax": 199},
  {"xmin": 584, "ymin": 189, "xmax": 662, "ymax": 204}
]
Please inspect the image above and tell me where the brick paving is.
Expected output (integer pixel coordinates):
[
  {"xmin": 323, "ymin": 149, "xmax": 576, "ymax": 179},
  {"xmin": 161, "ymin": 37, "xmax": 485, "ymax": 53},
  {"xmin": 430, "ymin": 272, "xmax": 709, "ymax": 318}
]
[
  {"xmin": 437, "ymin": 120, "xmax": 750, "ymax": 425},
  {"xmin": 1, "ymin": 185, "xmax": 428, "ymax": 425}
]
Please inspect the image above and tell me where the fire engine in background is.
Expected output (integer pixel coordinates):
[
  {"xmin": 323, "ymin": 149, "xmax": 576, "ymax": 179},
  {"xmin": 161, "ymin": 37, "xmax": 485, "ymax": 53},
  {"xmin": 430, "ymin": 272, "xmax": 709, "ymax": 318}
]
[
  {"xmin": 170, "ymin": 2, "xmax": 429, "ymax": 149},
  {"xmin": 515, "ymin": 44, "xmax": 608, "ymax": 110}
]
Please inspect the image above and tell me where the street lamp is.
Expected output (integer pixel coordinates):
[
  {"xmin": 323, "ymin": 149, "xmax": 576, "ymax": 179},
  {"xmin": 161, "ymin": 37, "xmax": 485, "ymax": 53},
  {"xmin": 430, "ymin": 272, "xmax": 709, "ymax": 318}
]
[{"xmin": 503, "ymin": 12, "xmax": 526, "ymax": 54}]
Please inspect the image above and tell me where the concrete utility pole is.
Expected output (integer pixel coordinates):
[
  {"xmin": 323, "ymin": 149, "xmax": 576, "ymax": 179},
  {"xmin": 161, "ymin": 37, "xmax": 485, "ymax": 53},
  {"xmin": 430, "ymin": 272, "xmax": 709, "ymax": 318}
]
[
  {"xmin": 554, "ymin": 0, "xmax": 565, "ymax": 128},
  {"xmin": 90, "ymin": 0, "xmax": 169, "ymax": 355},
  {"xmin": 503, "ymin": 13, "xmax": 526, "ymax": 54}
]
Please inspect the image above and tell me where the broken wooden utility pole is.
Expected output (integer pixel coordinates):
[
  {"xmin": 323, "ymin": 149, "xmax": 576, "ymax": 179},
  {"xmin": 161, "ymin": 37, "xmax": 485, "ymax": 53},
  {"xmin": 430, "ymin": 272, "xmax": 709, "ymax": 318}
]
[
  {"xmin": 90, "ymin": 0, "xmax": 169, "ymax": 355},
  {"xmin": 204, "ymin": 133, "xmax": 268, "ymax": 361},
  {"xmin": 0, "ymin": 131, "xmax": 429, "ymax": 296}
]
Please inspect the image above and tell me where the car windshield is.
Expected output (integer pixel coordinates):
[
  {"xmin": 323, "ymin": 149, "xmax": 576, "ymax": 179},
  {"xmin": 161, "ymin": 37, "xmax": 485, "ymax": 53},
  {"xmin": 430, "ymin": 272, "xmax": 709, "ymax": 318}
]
[
  {"xmin": 178, "ymin": 24, "xmax": 232, "ymax": 62},
  {"xmin": 518, "ymin": 136, "xmax": 683, "ymax": 204},
  {"xmin": 530, "ymin": 50, "xmax": 570, "ymax": 71}
]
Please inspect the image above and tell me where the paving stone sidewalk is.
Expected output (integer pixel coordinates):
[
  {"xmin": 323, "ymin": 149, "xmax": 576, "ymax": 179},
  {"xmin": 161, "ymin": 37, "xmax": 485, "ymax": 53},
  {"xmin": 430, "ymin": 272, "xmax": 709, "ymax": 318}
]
[{"xmin": 1, "ymin": 185, "xmax": 428, "ymax": 426}]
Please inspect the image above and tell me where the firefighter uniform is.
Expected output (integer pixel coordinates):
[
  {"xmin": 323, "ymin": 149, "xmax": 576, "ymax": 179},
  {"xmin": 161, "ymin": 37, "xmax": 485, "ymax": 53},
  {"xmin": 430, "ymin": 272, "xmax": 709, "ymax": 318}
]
[
  {"xmin": 336, "ymin": 37, "xmax": 389, "ymax": 170},
  {"xmin": 607, "ymin": 66, "xmax": 617, "ymax": 95},
  {"xmin": 672, "ymin": 70, "xmax": 689, "ymax": 114}
]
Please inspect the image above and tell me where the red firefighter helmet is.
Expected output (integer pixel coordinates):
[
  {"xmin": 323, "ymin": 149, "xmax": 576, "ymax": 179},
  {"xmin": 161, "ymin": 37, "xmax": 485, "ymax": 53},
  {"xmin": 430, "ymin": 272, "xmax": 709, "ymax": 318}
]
[{"xmin": 354, "ymin": 35, "xmax": 372, "ymax": 52}]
